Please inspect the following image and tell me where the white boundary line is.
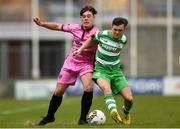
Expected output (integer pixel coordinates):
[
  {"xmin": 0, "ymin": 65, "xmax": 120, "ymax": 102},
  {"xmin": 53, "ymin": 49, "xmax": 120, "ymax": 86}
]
[
  {"xmin": 0, "ymin": 97, "xmax": 77, "ymax": 115},
  {"xmin": 0, "ymin": 104, "xmax": 46, "ymax": 115}
]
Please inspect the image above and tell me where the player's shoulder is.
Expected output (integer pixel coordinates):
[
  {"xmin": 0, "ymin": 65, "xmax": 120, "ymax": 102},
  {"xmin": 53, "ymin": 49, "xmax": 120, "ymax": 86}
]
[
  {"xmin": 121, "ymin": 34, "xmax": 127, "ymax": 43},
  {"xmin": 64, "ymin": 23, "xmax": 81, "ymax": 29},
  {"xmin": 92, "ymin": 26, "xmax": 100, "ymax": 32},
  {"xmin": 99, "ymin": 30, "xmax": 110, "ymax": 36},
  {"xmin": 103, "ymin": 30, "xmax": 110, "ymax": 35}
]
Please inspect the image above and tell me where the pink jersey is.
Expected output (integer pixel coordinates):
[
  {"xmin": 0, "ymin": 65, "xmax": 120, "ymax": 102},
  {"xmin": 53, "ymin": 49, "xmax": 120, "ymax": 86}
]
[
  {"xmin": 62, "ymin": 23, "xmax": 99, "ymax": 64},
  {"xmin": 57, "ymin": 24, "xmax": 99, "ymax": 85}
]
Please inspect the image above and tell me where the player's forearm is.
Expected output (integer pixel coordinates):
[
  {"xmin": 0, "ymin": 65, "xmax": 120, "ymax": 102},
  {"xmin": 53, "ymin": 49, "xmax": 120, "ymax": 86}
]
[
  {"xmin": 79, "ymin": 38, "xmax": 93, "ymax": 52},
  {"xmin": 73, "ymin": 38, "xmax": 94, "ymax": 56},
  {"xmin": 40, "ymin": 22, "xmax": 62, "ymax": 31}
]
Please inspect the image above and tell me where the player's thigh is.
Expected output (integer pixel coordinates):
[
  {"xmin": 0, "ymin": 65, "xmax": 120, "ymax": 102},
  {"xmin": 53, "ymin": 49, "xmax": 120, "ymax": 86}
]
[
  {"xmin": 80, "ymin": 72, "xmax": 93, "ymax": 91},
  {"xmin": 96, "ymin": 78, "xmax": 112, "ymax": 95},
  {"xmin": 111, "ymin": 75, "xmax": 128, "ymax": 95},
  {"xmin": 58, "ymin": 69, "xmax": 78, "ymax": 85},
  {"xmin": 120, "ymin": 87, "xmax": 133, "ymax": 102}
]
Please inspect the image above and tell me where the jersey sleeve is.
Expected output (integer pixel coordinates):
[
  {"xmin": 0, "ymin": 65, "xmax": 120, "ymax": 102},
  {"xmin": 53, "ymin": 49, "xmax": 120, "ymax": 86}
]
[{"xmin": 91, "ymin": 31, "xmax": 103, "ymax": 42}]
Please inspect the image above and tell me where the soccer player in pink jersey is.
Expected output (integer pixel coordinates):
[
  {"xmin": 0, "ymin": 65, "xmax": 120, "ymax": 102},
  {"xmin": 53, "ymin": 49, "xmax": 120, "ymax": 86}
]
[{"xmin": 33, "ymin": 5, "xmax": 99, "ymax": 125}]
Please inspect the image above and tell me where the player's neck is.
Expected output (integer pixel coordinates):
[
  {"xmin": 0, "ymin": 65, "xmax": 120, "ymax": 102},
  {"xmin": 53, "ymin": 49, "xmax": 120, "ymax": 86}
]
[{"xmin": 81, "ymin": 25, "xmax": 94, "ymax": 31}]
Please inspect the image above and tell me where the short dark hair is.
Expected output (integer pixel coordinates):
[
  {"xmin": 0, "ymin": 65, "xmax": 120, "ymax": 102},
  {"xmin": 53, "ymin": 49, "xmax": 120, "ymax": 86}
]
[
  {"xmin": 80, "ymin": 5, "xmax": 97, "ymax": 16},
  {"xmin": 112, "ymin": 17, "xmax": 128, "ymax": 28}
]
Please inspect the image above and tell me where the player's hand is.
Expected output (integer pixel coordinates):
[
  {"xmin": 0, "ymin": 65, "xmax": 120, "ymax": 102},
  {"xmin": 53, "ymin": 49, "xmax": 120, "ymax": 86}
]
[
  {"xmin": 33, "ymin": 17, "xmax": 42, "ymax": 26},
  {"xmin": 73, "ymin": 50, "xmax": 82, "ymax": 56}
]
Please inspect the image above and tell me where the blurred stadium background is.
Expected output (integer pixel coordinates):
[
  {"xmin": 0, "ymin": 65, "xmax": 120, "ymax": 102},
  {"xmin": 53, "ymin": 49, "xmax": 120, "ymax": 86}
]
[
  {"xmin": 0, "ymin": 0, "xmax": 180, "ymax": 128},
  {"xmin": 0, "ymin": 0, "xmax": 180, "ymax": 99}
]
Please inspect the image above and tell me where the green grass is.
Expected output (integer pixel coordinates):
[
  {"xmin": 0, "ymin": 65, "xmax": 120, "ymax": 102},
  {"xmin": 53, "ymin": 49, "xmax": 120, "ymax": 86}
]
[{"xmin": 0, "ymin": 95, "xmax": 180, "ymax": 128}]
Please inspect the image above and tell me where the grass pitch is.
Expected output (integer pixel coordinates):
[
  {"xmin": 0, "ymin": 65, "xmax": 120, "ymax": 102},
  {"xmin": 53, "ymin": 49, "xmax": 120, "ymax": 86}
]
[{"xmin": 0, "ymin": 95, "xmax": 180, "ymax": 128}]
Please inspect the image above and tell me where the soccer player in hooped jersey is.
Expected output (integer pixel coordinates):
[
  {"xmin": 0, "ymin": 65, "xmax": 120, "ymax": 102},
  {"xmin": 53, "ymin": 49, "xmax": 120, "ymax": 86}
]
[
  {"xmin": 73, "ymin": 17, "xmax": 133, "ymax": 125},
  {"xmin": 33, "ymin": 6, "xmax": 99, "ymax": 125}
]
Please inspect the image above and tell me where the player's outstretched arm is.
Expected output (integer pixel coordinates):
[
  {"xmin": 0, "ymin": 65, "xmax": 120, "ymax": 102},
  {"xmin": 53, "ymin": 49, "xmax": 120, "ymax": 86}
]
[
  {"xmin": 73, "ymin": 37, "xmax": 94, "ymax": 56},
  {"xmin": 33, "ymin": 17, "xmax": 63, "ymax": 31}
]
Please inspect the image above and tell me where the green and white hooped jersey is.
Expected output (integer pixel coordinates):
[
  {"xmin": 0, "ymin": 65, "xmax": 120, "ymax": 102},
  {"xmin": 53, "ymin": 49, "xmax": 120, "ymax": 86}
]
[{"xmin": 93, "ymin": 30, "xmax": 127, "ymax": 66}]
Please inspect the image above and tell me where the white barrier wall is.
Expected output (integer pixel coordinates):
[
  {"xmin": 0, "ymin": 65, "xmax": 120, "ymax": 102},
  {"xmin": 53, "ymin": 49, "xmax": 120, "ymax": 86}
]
[
  {"xmin": 14, "ymin": 77, "xmax": 180, "ymax": 99},
  {"xmin": 15, "ymin": 78, "xmax": 102, "ymax": 100},
  {"xmin": 15, "ymin": 80, "xmax": 56, "ymax": 99},
  {"xmin": 164, "ymin": 77, "xmax": 180, "ymax": 95}
]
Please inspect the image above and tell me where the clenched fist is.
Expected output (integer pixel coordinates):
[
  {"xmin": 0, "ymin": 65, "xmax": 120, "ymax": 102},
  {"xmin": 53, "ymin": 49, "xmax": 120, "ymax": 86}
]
[{"xmin": 33, "ymin": 17, "xmax": 42, "ymax": 26}]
